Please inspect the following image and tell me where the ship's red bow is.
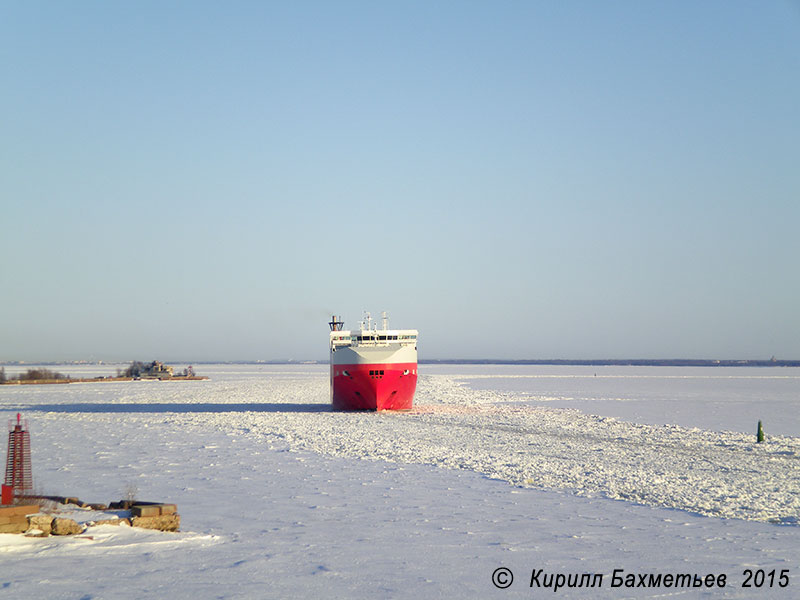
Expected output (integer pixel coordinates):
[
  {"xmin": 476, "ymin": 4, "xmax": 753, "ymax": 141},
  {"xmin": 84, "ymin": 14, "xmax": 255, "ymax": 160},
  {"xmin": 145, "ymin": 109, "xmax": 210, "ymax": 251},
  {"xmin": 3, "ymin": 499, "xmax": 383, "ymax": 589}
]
[{"xmin": 331, "ymin": 363, "xmax": 417, "ymax": 411}]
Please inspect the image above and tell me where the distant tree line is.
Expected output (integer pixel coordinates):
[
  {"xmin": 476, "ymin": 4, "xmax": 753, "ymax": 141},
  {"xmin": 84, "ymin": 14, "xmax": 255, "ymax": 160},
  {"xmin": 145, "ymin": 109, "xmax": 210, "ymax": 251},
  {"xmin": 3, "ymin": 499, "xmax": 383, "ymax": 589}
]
[
  {"xmin": 116, "ymin": 360, "xmax": 189, "ymax": 378},
  {"xmin": 118, "ymin": 361, "xmax": 149, "ymax": 378},
  {"xmin": 0, "ymin": 367, "xmax": 69, "ymax": 382}
]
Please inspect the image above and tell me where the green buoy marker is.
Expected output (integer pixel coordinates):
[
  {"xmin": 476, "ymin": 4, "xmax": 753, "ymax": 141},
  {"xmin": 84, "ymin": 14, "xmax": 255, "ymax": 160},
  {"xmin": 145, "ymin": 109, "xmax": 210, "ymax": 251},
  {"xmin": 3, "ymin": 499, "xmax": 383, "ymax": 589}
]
[{"xmin": 757, "ymin": 420, "xmax": 765, "ymax": 443}]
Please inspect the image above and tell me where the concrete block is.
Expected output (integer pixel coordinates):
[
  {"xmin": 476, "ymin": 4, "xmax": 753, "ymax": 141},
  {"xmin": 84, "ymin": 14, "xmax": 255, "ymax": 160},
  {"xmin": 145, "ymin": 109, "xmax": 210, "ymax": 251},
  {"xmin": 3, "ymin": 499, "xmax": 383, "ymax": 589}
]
[
  {"xmin": 131, "ymin": 503, "xmax": 178, "ymax": 517},
  {"xmin": 51, "ymin": 517, "xmax": 83, "ymax": 535},
  {"xmin": 27, "ymin": 514, "xmax": 54, "ymax": 535},
  {"xmin": 131, "ymin": 514, "xmax": 180, "ymax": 532},
  {"xmin": 159, "ymin": 504, "xmax": 177, "ymax": 515},
  {"xmin": 132, "ymin": 505, "xmax": 162, "ymax": 517}
]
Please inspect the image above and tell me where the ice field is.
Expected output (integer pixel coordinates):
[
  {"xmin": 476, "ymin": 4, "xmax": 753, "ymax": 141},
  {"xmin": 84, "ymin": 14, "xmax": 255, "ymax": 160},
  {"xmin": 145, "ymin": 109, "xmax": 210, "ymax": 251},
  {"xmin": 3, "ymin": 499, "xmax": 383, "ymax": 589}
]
[{"xmin": 1, "ymin": 364, "xmax": 798, "ymax": 598}]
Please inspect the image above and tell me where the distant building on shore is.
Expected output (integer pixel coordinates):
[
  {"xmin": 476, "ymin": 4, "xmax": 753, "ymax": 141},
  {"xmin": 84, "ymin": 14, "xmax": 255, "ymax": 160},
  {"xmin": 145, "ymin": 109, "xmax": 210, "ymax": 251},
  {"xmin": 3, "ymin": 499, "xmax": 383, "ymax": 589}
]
[{"xmin": 122, "ymin": 360, "xmax": 174, "ymax": 378}]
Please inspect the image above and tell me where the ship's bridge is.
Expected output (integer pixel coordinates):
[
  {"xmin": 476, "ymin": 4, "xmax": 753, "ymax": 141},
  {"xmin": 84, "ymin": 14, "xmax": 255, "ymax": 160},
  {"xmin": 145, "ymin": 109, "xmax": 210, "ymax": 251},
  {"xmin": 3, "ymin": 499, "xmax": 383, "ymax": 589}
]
[{"xmin": 330, "ymin": 329, "xmax": 418, "ymax": 350}]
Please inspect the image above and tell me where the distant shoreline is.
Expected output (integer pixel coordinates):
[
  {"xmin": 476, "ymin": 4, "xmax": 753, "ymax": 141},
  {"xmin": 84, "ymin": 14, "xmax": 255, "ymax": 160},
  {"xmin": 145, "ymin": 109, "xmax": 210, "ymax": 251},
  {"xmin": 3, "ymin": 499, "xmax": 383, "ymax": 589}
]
[
  {"xmin": 2, "ymin": 359, "xmax": 799, "ymax": 368},
  {"xmin": 418, "ymin": 359, "xmax": 800, "ymax": 367},
  {"xmin": 0, "ymin": 376, "xmax": 209, "ymax": 386}
]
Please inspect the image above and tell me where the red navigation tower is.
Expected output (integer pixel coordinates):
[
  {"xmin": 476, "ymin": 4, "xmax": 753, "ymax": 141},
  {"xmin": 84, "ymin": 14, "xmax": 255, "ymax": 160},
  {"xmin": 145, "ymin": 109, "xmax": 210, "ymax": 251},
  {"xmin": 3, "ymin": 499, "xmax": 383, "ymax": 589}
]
[{"xmin": 4, "ymin": 414, "xmax": 33, "ymax": 502}]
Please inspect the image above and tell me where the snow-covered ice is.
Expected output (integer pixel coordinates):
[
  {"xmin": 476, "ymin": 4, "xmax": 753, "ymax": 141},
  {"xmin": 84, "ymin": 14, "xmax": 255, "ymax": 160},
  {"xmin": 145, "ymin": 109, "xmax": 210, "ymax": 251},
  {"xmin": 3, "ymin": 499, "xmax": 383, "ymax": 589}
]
[{"xmin": 1, "ymin": 364, "xmax": 798, "ymax": 598}]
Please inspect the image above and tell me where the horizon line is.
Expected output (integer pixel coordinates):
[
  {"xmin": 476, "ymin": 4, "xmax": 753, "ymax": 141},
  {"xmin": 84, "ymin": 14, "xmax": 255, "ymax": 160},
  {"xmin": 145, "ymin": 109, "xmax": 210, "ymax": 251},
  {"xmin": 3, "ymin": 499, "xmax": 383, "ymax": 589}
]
[{"xmin": 2, "ymin": 358, "xmax": 800, "ymax": 367}]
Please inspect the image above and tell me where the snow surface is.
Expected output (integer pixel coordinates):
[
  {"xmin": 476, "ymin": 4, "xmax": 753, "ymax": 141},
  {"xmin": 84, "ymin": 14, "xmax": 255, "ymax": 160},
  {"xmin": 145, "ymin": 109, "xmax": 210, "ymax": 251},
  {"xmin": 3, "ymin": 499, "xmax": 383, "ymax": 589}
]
[
  {"xmin": 1, "ymin": 364, "xmax": 798, "ymax": 598},
  {"xmin": 425, "ymin": 364, "xmax": 800, "ymax": 436}
]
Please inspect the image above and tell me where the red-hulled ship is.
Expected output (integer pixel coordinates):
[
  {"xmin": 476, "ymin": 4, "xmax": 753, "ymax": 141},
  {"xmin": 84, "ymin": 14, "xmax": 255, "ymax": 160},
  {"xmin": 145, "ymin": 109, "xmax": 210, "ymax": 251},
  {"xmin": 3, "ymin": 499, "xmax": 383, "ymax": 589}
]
[{"xmin": 329, "ymin": 312, "xmax": 418, "ymax": 411}]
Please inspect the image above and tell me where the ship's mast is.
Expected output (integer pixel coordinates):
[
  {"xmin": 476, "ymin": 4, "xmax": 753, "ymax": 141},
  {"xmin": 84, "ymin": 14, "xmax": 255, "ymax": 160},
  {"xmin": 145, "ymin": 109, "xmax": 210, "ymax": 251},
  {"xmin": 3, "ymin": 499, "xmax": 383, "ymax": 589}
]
[
  {"xmin": 328, "ymin": 315, "xmax": 344, "ymax": 331},
  {"xmin": 381, "ymin": 311, "xmax": 389, "ymax": 331}
]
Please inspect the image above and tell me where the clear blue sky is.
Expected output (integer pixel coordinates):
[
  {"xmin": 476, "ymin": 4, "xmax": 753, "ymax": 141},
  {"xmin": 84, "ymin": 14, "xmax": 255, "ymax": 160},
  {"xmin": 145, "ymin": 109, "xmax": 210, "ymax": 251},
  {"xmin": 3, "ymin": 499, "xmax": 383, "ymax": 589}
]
[{"xmin": 1, "ymin": 1, "xmax": 798, "ymax": 361}]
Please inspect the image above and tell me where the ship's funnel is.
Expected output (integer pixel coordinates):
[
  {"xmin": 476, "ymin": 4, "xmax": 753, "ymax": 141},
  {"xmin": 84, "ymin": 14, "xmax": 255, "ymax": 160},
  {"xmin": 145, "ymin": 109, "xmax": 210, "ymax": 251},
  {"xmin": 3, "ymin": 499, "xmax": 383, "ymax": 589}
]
[{"xmin": 329, "ymin": 315, "xmax": 344, "ymax": 331}]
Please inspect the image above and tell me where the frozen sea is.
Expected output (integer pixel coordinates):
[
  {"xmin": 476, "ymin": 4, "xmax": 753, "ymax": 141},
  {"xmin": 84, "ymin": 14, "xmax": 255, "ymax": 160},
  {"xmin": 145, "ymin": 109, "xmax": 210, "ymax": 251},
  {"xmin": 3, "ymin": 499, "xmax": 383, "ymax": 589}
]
[{"xmin": 1, "ymin": 364, "xmax": 798, "ymax": 598}]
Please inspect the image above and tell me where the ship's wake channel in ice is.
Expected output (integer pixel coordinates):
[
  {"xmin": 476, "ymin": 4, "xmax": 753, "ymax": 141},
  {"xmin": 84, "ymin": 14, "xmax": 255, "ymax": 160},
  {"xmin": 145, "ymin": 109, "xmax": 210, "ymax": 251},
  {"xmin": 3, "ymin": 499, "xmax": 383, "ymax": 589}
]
[
  {"xmin": 7, "ymin": 373, "xmax": 798, "ymax": 524},
  {"xmin": 140, "ymin": 374, "xmax": 800, "ymax": 524}
]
